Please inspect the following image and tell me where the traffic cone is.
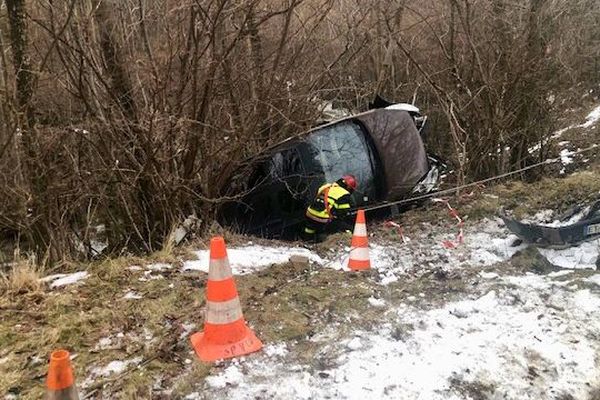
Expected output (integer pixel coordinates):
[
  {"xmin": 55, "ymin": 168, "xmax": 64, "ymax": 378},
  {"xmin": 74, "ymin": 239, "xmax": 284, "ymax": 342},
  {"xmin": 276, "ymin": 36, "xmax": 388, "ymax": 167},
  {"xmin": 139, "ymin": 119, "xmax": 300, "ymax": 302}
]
[
  {"xmin": 45, "ymin": 349, "xmax": 79, "ymax": 400},
  {"xmin": 348, "ymin": 210, "xmax": 371, "ymax": 271},
  {"xmin": 190, "ymin": 237, "xmax": 263, "ymax": 362}
]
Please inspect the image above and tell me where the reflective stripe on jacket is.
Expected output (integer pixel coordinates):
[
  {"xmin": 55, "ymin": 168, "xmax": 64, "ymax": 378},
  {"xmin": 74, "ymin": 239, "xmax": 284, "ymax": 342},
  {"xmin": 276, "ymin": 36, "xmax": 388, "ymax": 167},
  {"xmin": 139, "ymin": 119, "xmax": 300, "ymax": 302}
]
[{"xmin": 306, "ymin": 183, "xmax": 352, "ymax": 223}]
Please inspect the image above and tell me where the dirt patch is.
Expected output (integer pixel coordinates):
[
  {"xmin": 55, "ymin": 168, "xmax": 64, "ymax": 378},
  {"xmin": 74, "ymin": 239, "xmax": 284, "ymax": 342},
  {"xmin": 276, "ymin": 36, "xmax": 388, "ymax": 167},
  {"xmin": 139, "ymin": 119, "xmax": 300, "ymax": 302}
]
[{"xmin": 448, "ymin": 376, "xmax": 496, "ymax": 400}]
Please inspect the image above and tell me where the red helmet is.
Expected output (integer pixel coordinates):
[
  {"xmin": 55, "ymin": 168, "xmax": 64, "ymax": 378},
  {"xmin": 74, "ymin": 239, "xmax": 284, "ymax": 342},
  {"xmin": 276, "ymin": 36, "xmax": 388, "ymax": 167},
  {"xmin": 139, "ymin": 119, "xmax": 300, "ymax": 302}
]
[{"xmin": 341, "ymin": 174, "xmax": 357, "ymax": 191}]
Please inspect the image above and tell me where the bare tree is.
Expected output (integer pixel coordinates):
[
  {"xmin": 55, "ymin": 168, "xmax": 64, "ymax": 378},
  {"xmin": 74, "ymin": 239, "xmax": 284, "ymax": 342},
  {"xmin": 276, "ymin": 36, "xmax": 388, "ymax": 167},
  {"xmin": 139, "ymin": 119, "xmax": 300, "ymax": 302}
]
[{"xmin": 0, "ymin": 0, "xmax": 597, "ymax": 265}]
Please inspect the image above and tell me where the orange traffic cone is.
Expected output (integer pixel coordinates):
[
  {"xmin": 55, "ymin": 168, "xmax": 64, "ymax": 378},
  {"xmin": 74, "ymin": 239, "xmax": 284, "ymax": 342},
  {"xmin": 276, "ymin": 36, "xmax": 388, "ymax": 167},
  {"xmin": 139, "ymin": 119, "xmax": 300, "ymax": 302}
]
[
  {"xmin": 46, "ymin": 349, "xmax": 79, "ymax": 400},
  {"xmin": 190, "ymin": 237, "xmax": 263, "ymax": 362},
  {"xmin": 348, "ymin": 209, "xmax": 371, "ymax": 271}
]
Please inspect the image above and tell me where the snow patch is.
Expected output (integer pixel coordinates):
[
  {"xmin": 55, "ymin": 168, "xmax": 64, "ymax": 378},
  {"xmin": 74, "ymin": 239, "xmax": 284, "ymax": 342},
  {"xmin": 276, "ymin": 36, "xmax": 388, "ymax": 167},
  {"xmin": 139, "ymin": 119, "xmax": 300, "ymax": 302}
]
[
  {"xmin": 205, "ymin": 364, "xmax": 245, "ymax": 389},
  {"xmin": 91, "ymin": 357, "xmax": 143, "ymax": 378},
  {"xmin": 582, "ymin": 104, "xmax": 600, "ymax": 128},
  {"xmin": 528, "ymin": 103, "xmax": 600, "ymax": 153},
  {"xmin": 479, "ymin": 271, "xmax": 499, "ymax": 279},
  {"xmin": 367, "ymin": 297, "xmax": 386, "ymax": 307},
  {"xmin": 538, "ymin": 240, "xmax": 599, "ymax": 270},
  {"xmin": 183, "ymin": 245, "xmax": 324, "ymax": 274},
  {"xmin": 548, "ymin": 270, "xmax": 574, "ymax": 278},
  {"xmin": 467, "ymin": 232, "xmax": 525, "ymax": 266},
  {"xmin": 264, "ymin": 343, "xmax": 289, "ymax": 358},
  {"xmin": 96, "ymin": 337, "xmax": 112, "ymax": 349},
  {"xmin": 41, "ymin": 271, "xmax": 89, "ymax": 288},
  {"xmin": 179, "ymin": 322, "xmax": 196, "ymax": 339},
  {"xmin": 345, "ymin": 337, "xmax": 363, "ymax": 350},
  {"xmin": 146, "ymin": 263, "xmax": 172, "ymax": 271},
  {"xmin": 123, "ymin": 291, "xmax": 143, "ymax": 299},
  {"xmin": 559, "ymin": 148, "xmax": 575, "ymax": 165},
  {"xmin": 587, "ymin": 274, "xmax": 600, "ymax": 286}
]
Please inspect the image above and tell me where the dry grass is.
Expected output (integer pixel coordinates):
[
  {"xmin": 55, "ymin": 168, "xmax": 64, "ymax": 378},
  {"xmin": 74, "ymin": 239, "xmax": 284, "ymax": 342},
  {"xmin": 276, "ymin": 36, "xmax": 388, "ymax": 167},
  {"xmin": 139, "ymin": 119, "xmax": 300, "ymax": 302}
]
[{"xmin": 0, "ymin": 258, "xmax": 43, "ymax": 296}]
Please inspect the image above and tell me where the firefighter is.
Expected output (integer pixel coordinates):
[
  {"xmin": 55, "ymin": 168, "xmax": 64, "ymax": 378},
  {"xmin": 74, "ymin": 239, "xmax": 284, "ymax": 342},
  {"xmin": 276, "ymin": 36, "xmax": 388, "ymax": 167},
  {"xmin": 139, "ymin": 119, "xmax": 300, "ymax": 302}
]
[{"xmin": 303, "ymin": 175, "xmax": 357, "ymax": 242}]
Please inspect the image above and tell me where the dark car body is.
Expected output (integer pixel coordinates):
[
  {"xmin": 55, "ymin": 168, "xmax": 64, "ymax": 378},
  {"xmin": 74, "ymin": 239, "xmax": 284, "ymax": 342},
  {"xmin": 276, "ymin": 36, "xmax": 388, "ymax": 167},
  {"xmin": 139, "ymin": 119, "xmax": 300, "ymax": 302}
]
[{"xmin": 218, "ymin": 107, "xmax": 440, "ymax": 238}]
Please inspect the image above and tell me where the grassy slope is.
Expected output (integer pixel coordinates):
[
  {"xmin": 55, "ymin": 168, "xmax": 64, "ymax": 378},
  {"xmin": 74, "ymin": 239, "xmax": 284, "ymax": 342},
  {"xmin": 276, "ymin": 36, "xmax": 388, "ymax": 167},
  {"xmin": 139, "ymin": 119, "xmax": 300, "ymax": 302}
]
[{"xmin": 3, "ymin": 164, "xmax": 600, "ymax": 398}]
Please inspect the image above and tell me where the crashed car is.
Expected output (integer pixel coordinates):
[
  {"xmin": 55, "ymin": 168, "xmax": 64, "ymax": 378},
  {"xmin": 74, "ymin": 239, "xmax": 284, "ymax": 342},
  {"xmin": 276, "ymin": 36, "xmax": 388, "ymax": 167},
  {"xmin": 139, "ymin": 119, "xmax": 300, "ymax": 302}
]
[{"xmin": 218, "ymin": 103, "xmax": 445, "ymax": 238}]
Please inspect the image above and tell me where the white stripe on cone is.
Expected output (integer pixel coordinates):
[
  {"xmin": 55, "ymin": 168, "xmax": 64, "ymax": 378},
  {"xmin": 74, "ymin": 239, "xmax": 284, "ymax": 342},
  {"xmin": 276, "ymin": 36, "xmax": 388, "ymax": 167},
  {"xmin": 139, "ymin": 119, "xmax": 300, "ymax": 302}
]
[
  {"xmin": 206, "ymin": 297, "xmax": 243, "ymax": 324},
  {"xmin": 353, "ymin": 223, "xmax": 367, "ymax": 237},
  {"xmin": 208, "ymin": 258, "xmax": 233, "ymax": 281},
  {"xmin": 349, "ymin": 246, "xmax": 370, "ymax": 261}
]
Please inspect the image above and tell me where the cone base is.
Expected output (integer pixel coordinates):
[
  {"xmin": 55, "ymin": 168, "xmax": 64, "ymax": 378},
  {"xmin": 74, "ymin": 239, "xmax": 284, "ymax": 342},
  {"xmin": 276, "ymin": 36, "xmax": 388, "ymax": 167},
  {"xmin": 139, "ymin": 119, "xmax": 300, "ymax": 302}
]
[
  {"xmin": 190, "ymin": 327, "xmax": 263, "ymax": 362},
  {"xmin": 349, "ymin": 264, "xmax": 371, "ymax": 271},
  {"xmin": 348, "ymin": 259, "xmax": 371, "ymax": 271},
  {"xmin": 46, "ymin": 386, "xmax": 80, "ymax": 400}
]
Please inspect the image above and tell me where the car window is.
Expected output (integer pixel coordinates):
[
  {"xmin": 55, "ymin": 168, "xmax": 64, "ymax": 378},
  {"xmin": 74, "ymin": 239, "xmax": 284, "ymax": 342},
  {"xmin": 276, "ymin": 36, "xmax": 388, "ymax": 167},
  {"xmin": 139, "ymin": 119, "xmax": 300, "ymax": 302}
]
[
  {"xmin": 268, "ymin": 147, "xmax": 312, "ymax": 212},
  {"xmin": 305, "ymin": 121, "xmax": 377, "ymax": 204},
  {"xmin": 269, "ymin": 148, "xmax": 304, "ymax": 180}
]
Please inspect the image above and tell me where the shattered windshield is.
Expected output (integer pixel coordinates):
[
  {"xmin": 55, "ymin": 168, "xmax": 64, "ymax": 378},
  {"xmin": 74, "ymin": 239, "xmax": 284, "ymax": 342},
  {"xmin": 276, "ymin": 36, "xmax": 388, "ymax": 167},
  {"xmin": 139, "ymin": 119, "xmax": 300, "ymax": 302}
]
[{"xmin": 306, "ymin": 121, "xmax": 378, "ymax": 203}]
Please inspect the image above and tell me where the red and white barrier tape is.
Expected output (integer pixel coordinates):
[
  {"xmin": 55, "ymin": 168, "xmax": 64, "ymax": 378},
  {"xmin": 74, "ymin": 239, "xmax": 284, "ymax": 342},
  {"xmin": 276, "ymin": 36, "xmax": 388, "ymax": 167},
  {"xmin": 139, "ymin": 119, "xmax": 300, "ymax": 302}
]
[
  {"xmin": 432, "ymin": 198, "xmax": 464, "ymax": 249},
  {"xmin": 384, "ymin": 221, "xmax": 408, "ymax": 244}
]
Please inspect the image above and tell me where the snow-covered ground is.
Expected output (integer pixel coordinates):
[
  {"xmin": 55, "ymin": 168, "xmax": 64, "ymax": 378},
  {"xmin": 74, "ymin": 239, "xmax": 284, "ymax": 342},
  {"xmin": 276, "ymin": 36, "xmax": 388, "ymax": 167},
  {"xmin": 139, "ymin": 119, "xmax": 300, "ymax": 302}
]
[
  {"xmin": 179, "ymin": 218, "xmax": 600, "ymax": 400},
  {"xmin": 189, "ymin": 273, "xmax": 600, "ymax": 400},
  {"xmin": 38, "ymin": 214, "xmax": 600, "ymax": 399},
  {"xmin": 321, "ymin": 218, "xmax": 527, "ymax": 285}
]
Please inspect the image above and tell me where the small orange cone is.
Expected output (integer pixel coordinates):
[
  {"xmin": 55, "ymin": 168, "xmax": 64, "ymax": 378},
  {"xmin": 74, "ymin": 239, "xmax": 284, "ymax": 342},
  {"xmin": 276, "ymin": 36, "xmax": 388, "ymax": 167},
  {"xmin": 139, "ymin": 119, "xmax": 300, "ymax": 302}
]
[
  {"xmin": 190, "ymin": 237, "xmax": 263, "ymax": 362},
  {"xmin": 348, "ymin": 210, "xmax": 371, "ymax": 271},
  {"xmin": 46, "ymin": 349, "xmax": 79, "ymax": 400}
]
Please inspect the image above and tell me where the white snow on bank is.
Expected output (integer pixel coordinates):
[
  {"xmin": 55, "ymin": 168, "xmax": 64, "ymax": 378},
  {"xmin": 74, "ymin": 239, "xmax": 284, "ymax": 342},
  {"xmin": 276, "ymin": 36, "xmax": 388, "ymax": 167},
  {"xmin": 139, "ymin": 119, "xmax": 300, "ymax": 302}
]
[
  {"xmin": 465, "ymin": 222, "xmax": 525, "ymax": 266},
  {"xmin": 183, "ymin": 244, "xmax": 324, "ymax": 274},
  {"xmin": 176, "ymin": 216, "xmax": 595, "ymax": 285},
  {"xmin": 367, "ymin": 296, "xmax": 386, "ymax": 307},
  {"xmin": 587, "ymin": 274, "xmax": 600, "ymax": 286},
  {"xmin": 528, "ymin": 103, "xmax": 600, "ymax": 154},
  {"xmin": 123, "ymin": 291, "xmax": 143, "ymax": 299},
  {"xmin": 146, "ymin": 263, "xmax": 172, "ymax": 271},
  {"xmin": 323, "ymin": 218, "xmax": 526, "ymax": 284},
  {"xmin": 559, "ymin": 148, "xmax": 575, "ymax": 165},
  {"xmin": 176, "ymin": 215, "xmax": 596, "ymax": 290},
  {"xmin": 41, "ymin": 271, "xmax": 89, "ymax": 288},
  {"xmin": 90, "ymin": 357, "xmax": 143, "ymax": 378},
  {"xmin": 582, "ymin": 104, "xmax": 600, "ymax": 128},
  {"xmin": 538, "ymin": 239, "xmax": 599, "ymax": 270},
  {"xmin": 517, "ymin": 201, "xmax": 596, "ymax": 228},
  {"xmin": 194, "ymin": 274, "xmax": 600, "ymax": 400},
  {"xmin": 479, "ymin": 271, "xmax": 499, "ymax": 279},
  {"xmin": 204, "ymin": 364, "xmax": 246, "ymax": 389}
]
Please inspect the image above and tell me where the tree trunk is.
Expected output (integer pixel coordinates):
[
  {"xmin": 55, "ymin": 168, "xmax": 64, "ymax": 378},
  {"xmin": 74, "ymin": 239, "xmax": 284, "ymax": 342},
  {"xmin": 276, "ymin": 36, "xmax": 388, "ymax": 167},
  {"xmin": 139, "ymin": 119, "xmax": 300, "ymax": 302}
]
[
  {"xmin": 6, "ymin": 0, "xmax": 35, "ymax": 128},
  {"xmin": 95, "ymin": 0, "xmax": 138, "ymax": 121},
  {"xmin": 6, "ymin": 0, "xmax": 55, "ymax": 261}
]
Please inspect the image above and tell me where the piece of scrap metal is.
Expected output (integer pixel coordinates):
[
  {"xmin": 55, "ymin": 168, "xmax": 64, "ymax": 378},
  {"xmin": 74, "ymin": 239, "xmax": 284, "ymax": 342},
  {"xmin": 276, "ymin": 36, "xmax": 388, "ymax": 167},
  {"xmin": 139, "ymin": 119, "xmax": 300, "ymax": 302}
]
[{"xmin": 501, "ymin": 200, "xmax": 600, "ymax": 248}]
